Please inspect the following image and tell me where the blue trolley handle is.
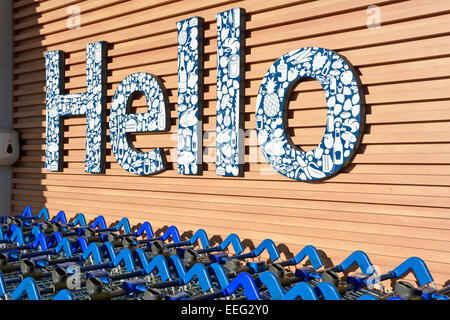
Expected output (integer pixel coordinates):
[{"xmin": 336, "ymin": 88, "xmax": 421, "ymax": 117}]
[
  {"xmin": 10, "ymin": 277, "xmax": 41, "ymax": 300},
  {"xmin": 379, "ymin": 257, "xmax": 435, "ymax": 289},
  {"xmin": 257, "ymin": 271, "xmax": 320, "ymax": 300},
  {"xmin": 0, "ymin": 271, "xmax": 7, "ymax": 298},
  {"xmin": 20, "ymin": 206, "xmax": 33, "ymax": 218},
  {"xmin": 101, "ymin": 242, "xmax": 136, "ymax": 272},
  {"xmin": 279, "ymin": 245, "xmax": 323, "ymax": 270},
  {"xmin": 19, "ymin": 207, "xmax": 49, "ymax": 223},
  {"xmin": 53, "ymin": 289, "xmax": 74, "ymax": 300},
  {"xmin": 166, "ymin": 229, "xmax": 210, "ymax": 249},
  {"xmin": 52, "ymin": 210, "xmax": 67, "ymax": 225},
  {"xmin": 134, "ymin": 222, "xmax": 154, "ymax": 238},
  {"xmin": 169, "ymin": 255, "xmax": 213, "ymax": 292},
  {"xmin": 134, "ymin": 249, "xmax": 171, "ymax": 281},
  {"xmin": 158, "ymin": 226, "xmax": 181, "ymax": 243},
  {"xmin": 113, "ymin": 217, "xmax": 131, "ymax": 234},
  {"xmin": 233, "ymin": 239, "xmax": 280, "ymax": 263},
  {"xmin": 4, "ymin": 224, "xmax": 24, "ymax": 246},
  {"xmin": 197, "ymin": 233, "xmax": 244, "ymax": 255},
  {"xmin": 329, "ymin": 250, "xmax": 375, "ymax": 276},
  {"xmin": 90, "ymin": 215, "xmax": 107, "ymax": 229},
  {"xmin": 68, "ymin": 213, "xmax": 87, "ymax": 227},
  {"xmin": 224, "ymin": 272, "xmax": 260, "ymax": 300}
]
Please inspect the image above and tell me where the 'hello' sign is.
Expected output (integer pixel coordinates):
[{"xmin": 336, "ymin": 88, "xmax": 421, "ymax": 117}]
[{"xmin": 45, "ymin": 7, "xmax": 364, "ymax": 182}]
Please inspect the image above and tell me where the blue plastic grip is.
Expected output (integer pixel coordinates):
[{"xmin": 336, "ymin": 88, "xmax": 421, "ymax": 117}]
[
  {"xmin": 257, "ymin": 271, "xmax": 285, "ymax": 300},
  {"xmin": 72, "ymin": 213, "xmax": 87, "ymax": 227},
  {"xmin": 114, "ymin": 217, "xmax": 131, "ymax": 234},
  {"xmin": 112, "ymin": 248, "xmax": 136, "ymax": 272},
  {"xmin": 391, "ymin": 257, "xmax": 434, "ymax": 287},
  {"xmin": 209, "ymin": 263, "xmax": 231, "ymax": 289},
  {"xmin": 53, "ymin": 289, "xmax": 74, "ymax": 300},
  {"xmin": 334, "ymin": 250, "xmax": 375, "ymax": 275},
  {"xmin": 102, "ymin": 242, "xmax": 135, "ymax": 272},
  {"xmin": 81, "ymin": 242, "xmax": 102, "ymax": 264},
  {"xmin": 9, "ymin": 225, "xmax": 24, "ymax": 246},
  {"xmin": 219, "ymin": 233, "xmax": 243, "ymax": 254},
  {"xmin": 55, "ymin": 237, "xmax": 73, "ymax": 257},
  {"xmin": 11, "ymin": 277, "xmax": 41, "ymax": 300},
  {"xmin": 289, "ymin": 245, "xmax": 323, "ymax": 269},
  {"xmin": 224, "ymin": 272, "xmax": 260, "ymax": 300},
  {"xmin": 283, "ymin": 282, "xmax": 320, "ymax": 300},
  {"xmin": 20, "ymin": 206, "xmax": 32, "ymax": 218},
  {"xmin": 90, "ymin": 215, "xmax": 107, "ymax": 229},
  {"xmin": 252, "ymin": 239, "xmax": 280, "ymax": 262},
  {"xmin": 73, "ymin": 236, "xmax": 88, "ymax": 254},
  {"xmin": 135, "ymin": 248, "xmax": 170, "ymax": 281},
  {"xmin": 30, "ymin": 232, "xmax": 49, "ymax": 250},
  {"xmin": 170, "ymin": 255, "xmax": 213, "ymax": 292},
  {"xmin": 135, "ymin": 222, "xmax": 154, "ymax": 239},
  {"xmin": 0, "ymin": 271, "xmax": 6, "ymax": 297},
  {"xmin": 160, "ymin": 226, "xmax": 181, "ymax": 243},
  {"xmin": 52, "ymin": 210, "xmax": 67, "ymax": 225},
  {"xmin": 38, "ymin": 207, "xmax": 50, "ymax": 221},
  {"xmin": 188, "ymin": 229, "xmax": 210, "ymax": 249},
  {"xmin": 135, "ymin": 250, "xmax": 171, "ymax": 281}
]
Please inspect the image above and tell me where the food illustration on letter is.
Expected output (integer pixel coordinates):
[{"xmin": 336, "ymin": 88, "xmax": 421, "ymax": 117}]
[
  {"xmin": 45, "ymin": 42, "xmax": 107, "ymax": 173},
  {"xmin": 215, "ymin": 7, "xmax": 245, "ymax": 177},
  {"xmin": 177, "ymin": 17, "xmax": 204, "ymax": 175},
  {"xmin": 256, "ymin": 47, "xmax": 364, "ymax": 181},
  {"xmin": 109, "ymin": 72, "xmax": 170, "ymax": 176}
]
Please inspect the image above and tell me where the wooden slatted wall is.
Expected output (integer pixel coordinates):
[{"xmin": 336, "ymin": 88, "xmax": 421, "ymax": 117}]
[{"xmin": 10, "ymin": 0, "xmax": 450, "ymax": 287}]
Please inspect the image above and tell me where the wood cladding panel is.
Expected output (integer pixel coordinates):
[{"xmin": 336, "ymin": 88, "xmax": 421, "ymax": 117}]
[{"xmin": 11, "ymin": 0, "xmax": 450, "ymax": 287}]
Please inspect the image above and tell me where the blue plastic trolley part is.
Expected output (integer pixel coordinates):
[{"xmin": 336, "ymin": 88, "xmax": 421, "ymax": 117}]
[
  {"xmin": 6, "ymin": 232, "xmax": 63, "ymax": 261},
  {"xmin": 17, "ymin": 206, "xmax": 50, "ymax": 223},
  {"xmin": 257, "ymin": 271, "xmax": 319, "ymax": 300},
  {"xmin": 296, "ymin": 250, "xmax": 375, "ymax": 281},
  {"xmin": 362, "ymin": 257, "xmax": 445, "ymax": 300},
  {"xmin": 328, "ymin": 250, "xmax": 375, "ymax": 276},
  {"xmin": 278, "ymin": 245, "xmax": 324, "ymax": 270},
  {"xmin": 220, "ymin": 239, "xmax": 281, "ymax": 264},
  {"xmin": 165, "ymin": 229, "xmax": 210, "ymax": 250},
  {"xmin": 169, "ymin": 255, "xmax": 213, "ymax": 292},
  {"xmin": 81, "ymin": 216, "xmax": 131, "ymax": 234},
  {"xmin": 129, "ymin": 250, "xmax": 171, "ymax": 281},
  {"xmin": 112, "ymin": 221, "xmax": 154, "ymax": 240},
  {"xmin": 0, "ymin": 230, "xmax": 58, "ymax": 255},
  {"xmin": 89, "ymin": 242, "xmax": 135, "ymax": 272},
  {"xmin": 191, "ymin": 272, "xmax": 261, "ymax": 301},
  {"xmin": 67, "ymin": 213, "xmax": 87, "ymax": 228},
  {"xmin": 85, "ymin": 258, "xmax": 216, "ymax": 300},
  {"xmin": 0, "ymin": 225, "xmax": 24, "ymax": 246},
  {"xmin": 0, "ymin": 274, "xmax": 74, "ymax": 300},
  {"xmin": 52, "ymin": 210, "xmax": 67, "ymax": 225},
  {"xmin": 377, "ymin": 257, "xmax": 434, "ymax": 288},
  {"xmin": 196, "ymin": 233, "xmax": 244, "ymax": 255},
  {"xmin": 35, "ymin": 238, "xmax": 102, "ymax": 269},
  {"xmin": 158, "ymin": 226, "xmax": 181, "ymax": 243},
  {"xmin": 346, "ymin": 256, "xmax": 436, "ymax": 300}
]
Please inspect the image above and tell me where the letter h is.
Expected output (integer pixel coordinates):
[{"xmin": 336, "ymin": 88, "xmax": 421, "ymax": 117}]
[{"xmin": 45, "ymin": 42, "xmax": 107, "ymax": 173}]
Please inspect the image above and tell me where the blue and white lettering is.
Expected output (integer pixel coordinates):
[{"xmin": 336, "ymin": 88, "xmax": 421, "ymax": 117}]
[
  {"xmin": 45, "ymin": 42, "xmax": 107, "ymax": 173},
  {"xmin": 109, "ymin": 73, "xmax": 170, "ymax": 176},
  {"xmin": 215, "ymin": 7, "xmax": 245, "ymax": 177},
  {"xmin": 256, "ymin": 47, "xmax": 364, "ymax": 181},
  {"xmin": 177, "ymin": 16, "xmax": 204, "ymax": 175}
]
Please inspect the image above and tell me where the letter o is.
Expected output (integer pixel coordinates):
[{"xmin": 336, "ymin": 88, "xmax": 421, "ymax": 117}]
[{"xmin": 256, "ymin": 47, "xmax": 364, "ymax": 181}]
